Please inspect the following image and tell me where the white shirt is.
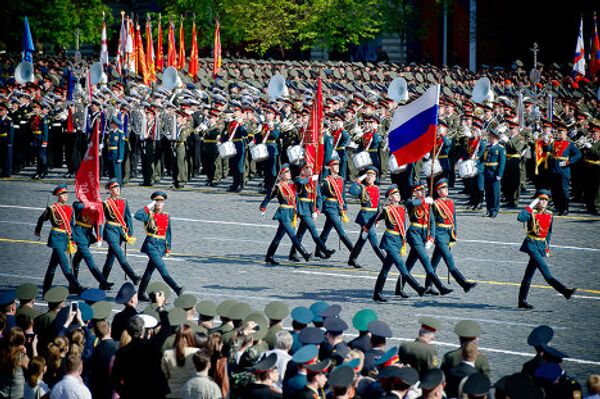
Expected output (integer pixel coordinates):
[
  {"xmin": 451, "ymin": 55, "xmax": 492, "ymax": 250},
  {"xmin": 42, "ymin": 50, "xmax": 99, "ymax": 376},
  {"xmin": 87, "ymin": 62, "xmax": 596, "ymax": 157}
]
[
  {"xmin": 50, "ymin": 375, "xmax": 92, "ymax": 399},
  {"xmin": 262, "ymin": 349, "xmax": 292, "ymax": 390}
]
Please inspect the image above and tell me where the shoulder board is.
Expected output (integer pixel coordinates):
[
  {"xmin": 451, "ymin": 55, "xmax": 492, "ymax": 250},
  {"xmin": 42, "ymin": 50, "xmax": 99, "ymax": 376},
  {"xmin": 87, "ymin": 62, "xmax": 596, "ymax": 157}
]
[{"xmin": 546, "ymin": 210, "xmax": 553, "ymax": 215}]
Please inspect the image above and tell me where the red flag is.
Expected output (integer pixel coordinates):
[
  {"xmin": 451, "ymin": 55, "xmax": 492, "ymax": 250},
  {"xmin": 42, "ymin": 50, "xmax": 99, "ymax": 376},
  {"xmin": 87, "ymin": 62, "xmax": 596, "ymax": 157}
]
[
  {"xmin": 156, "ymin": 15, "xmax": 164, "ymax": 72},
  {"xmin": 212, "ymin": 21, "xmax": 222, "ymax": 79},
  {"xmin": 303, "ymin": 79, "xmax": 324, "ymax": 175},
  {"xmin": 167, "ymin": 21, "xmax": 177, "ymax": 68},
  {"xmin": 189, "ymin": 20, "xmax": 199, "ymax": 79},
  {"xmin": 591, "ymin": 12, "xmax": 600, "ymax": 77},
  {"xmin": 135, "ymin": 23, "xmax": 150, "ymax": 85},
  {"xmin": 146, "ymin": 18, "xmax": 155, "ymax": 81},
  {"xmin": 178, "ymin": 17, "xmax": 186, "ymax": 70},
  {"xmin": 75, "ymin": 121, "xmax": 104, "ymax": 238}
]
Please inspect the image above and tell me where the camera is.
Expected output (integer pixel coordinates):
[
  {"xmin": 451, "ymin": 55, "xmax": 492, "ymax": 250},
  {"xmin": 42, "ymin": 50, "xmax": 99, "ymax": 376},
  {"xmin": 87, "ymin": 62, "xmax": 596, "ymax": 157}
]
[{"xmin": 71, "ymin": 301, "xmax": 79, "ymax": 312}]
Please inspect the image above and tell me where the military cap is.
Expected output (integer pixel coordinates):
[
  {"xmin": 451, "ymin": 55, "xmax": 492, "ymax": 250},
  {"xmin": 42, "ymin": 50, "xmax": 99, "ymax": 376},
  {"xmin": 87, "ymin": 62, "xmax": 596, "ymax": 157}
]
[
  {"xmin": 368, "ymin": 320, "xmax": 392, "ymax": 338},
  {"xmin": 421, "ymin": 368, "xmax": 444, "ymax": 390},
  {"xmin": 17, "ymin": 306, "xmax": 40, "ymax": 320},
  {"xmin": 352, "ymin": 309, "xmax": 377, "ymax": 332},
  {"xmin": 534, "ymin": 189, "xmax": 551, "ymax": 200},
  {"xmin": 411, "ymin": 181, "xmax": 426, "ymax": 192},
  {"xmin": 327, "ymin": 159, "xmax": 340, "ymax": 167},
  {"xmin": 378, "ymin": 366, "xmax": 419, "ymax": 385},
  {"xmin": 0, "ymin": 289, "xmax": 16, "ymax": 306},
  {"xmin": 298, "ymin": 327, "xmax": 325, "ymax": 345},
  {"xmin": 386, "ymin": 184, "xmax": 400, "ymax": 197},
  {"xmin": 497, "ymin": 373, "xmax": 544, "ymax": 399},
  {"xmin": 527, "ymin": 325, "xmax": 554, "ymax": 346},
  {"xmin": 216, "ymin": 299, "xmax": 237, "ymax": 318},
  {"xmin": 52, "ymin": 184, "xmax": 68, "ymax": 196},
  {"xmin": 142, "ymin": 303, "xmax": 160, "ymax": 320},
  {"xmin": 106, "ymin": 178, "xmax": 120, "ymax": 190},
  {"xmin": 0, "ymin": 103, "xmax": 9, "ymax": 111},
  {"xmin": 147, "ymin": 281, "xmax": 171, "ymax": 298},
  {"xmin": 324, "ymin": 317, "xmax": 348, "ymax": 334},
  {"xmin": 174, "ymin": 293, "xmax": 197, "ymax": 310},
  {"xmin": 91, "ymin": 301, "xmax": 112, "ymax": 320},
  {"xmin": 305, "ymin": 359, "xmax": 331, "ymax": 374},
  {"xmin": 264, "ymin": 301, "xmax": 289, "ymax": 321},
  {"xmin": 453, "ymin": 320, "xmax": 481, "ymax": 338},
  {"xmin": 292, "ymin": 344, "xmax": 319, "ymax": 364},
  {"xmin": 78, "ymin": 302, "xmax": 93, "ymax": 322},
  {"xmin": 320, "ymin": 304, "xmax": 342, "ymax": 319},
  {"xmin": 278, "ymin": 163, "xmax": 291, "ymax": 175},
  {"xmin": 168, "ymin": 307, "xmax": 187, "ymax": 326},
  {"xmin": 507, "ymin": 118, "xmax": 519, "ymax": 127},
  {"xmin": 227, "ymin": 302, "xmax": 252, "ymax": 320},
  {"xmin": 80, "ymin": 288, "xmax": 106, "ymax": 304},
  {"xmin": 540, "ymin": 344, "xmax": 567, "ymax": 362},
  {"xmin": 253, "ymin": 353, "xmax": 278, "ymax": 372},
  {"xmin": 244, "ymin": 311, "xmax": 269, "ymax": 341},
  {"xmin": 364, "ymin": 166, "xmax": 379, "ymax": 176},
  {"xmin": 44, "ymin": 286, "xmax": 68, "ymax": 303},
  {"xmin": 291, "ymin": 306, "xmax": 314, "ymax": 325},
  {"xmin": 115, "ymin": 282, "xmax": 137, "ymax": 304},
  {"xmin": 374, "ymin": 346, "xmax": 399, "ymax": 367},
  {"xmin": 150, "ymin": 191, "xmax": 168, "ymax": 200},
  {"xmin": 310, "ymin": 301, "xmax": 329, "ymax": 323},
  {"xmin": 462, "ymin": 372, "xmax": 491, "ymax": 395},
  {"xmin": 16, "ymin": 283, "xmax": 38, "ymax": 301},
  {"xmin": 139, "ymin": 314, "xmax": 158, "ymax": 329},
  {"xmin": 329, "ymin": 365, "xmax": 354, "ymax": 388},
  {"xmin": 195, "ymin": 300, "xmax": 217, "ymax": 318}
]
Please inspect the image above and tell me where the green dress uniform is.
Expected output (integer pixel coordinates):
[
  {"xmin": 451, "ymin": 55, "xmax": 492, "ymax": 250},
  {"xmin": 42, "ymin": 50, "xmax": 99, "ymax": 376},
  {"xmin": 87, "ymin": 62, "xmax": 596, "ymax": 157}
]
[
  {"xmin": 173, "ymin": 123, "xmax": 191, "ymax": 188},
  {"xmin": 441, "ymin": 348, "xmax": 491, "ymax": 378},
  {"xmin": 398, "ymin": 339, "xmax": 439, "ymax": 377}
]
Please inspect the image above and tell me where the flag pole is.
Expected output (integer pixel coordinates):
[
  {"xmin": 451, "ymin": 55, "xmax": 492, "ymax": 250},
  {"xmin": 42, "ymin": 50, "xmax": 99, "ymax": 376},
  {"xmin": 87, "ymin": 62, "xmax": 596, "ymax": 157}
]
[{"xmin": 427, "ymin": 85, "xmax": 440, "ymax": 244}]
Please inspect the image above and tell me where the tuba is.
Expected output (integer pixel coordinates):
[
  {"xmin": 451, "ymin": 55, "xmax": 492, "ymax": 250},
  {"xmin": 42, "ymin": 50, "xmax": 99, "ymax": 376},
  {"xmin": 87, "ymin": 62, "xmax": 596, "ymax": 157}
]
[
  {"xmin": 268, "ymin": 74, "xmax": 289, "ymax": 100},
  {"xmin": 387, "ymin": 77, "xmax": 409, "ymax": 102},
  {"xmin": 15, "ymin": 61, "xmax": 35, "ymax": 84},
  {"xmin": 472, "ymin": 77, "xmax": 494, "ymax": 104},
  {"xmin": 130, "ymin": 107, "xmax": 147, "ymax": 139},
  {"xmin": 160, "ymin": 111, "xmax": 177, "ymax": 140}
]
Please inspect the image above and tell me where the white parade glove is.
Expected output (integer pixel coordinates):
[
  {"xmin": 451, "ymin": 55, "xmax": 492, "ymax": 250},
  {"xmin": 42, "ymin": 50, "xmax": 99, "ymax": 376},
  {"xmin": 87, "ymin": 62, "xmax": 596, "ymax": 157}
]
[
  {"xmin": 425, "ymin": 240, "xmax": 434, "ymax": 250},
  {"xmin": 496, "ymin": 176, "xmax": 502, "ymax": 181},
  {"xmin": 464, "ymin": 131, "xmax": 472, "ymax": 138},
  {"xmin": 147, "ymin": 201, "xmax": 156, "ymax": 210},
  {"xmin": 360, "ymin": 230, "xmax": 368, "ymax": 240},
  {"xmin": 559, "ymin": 161, "xmax": 567, "ymax": 167},
  {"xmin": 312, "ymin": 212, "xmax": 318, "ymax": 220},
  {"xmin": 584, "ymin": 142, "xmax": 592, "ymax": 149},
  {"xmin": 424, "ymin": 152, "xmax": 431, "ymax": 160},
  {"xmin": 529, "ymin": 198, "xmax": 539, "ymax": 209},
  {"xmin": 500, "ymin": 134, "xmax": 509, "ymax": 143},
  {"xmin": 358, "ymin": 174, "xmax": 367, "ymax": 181},
  {"xmin": 260, "ymin": 211, "xmax": 266, "ymax": 218},
  {"xmin": 96, "ymin": 241, "xmax": 102, "ymax": 248},
  {"xmin": 424, "ymin": 196, "xmax": 434, "ymax": 205},
  {"xmin": 311, "ymin": 175, "xmax": 319, "ymax": 182}
]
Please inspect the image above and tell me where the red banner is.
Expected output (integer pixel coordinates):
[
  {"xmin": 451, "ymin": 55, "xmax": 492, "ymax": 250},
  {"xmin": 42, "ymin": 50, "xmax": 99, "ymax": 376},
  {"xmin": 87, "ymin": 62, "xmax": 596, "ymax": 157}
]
[
  {"xmin": 156, "ymin": 16, "xmax": 164, "ymax": 72},
  {"xmin": 178, "ymin": 18, "xmax": 186, "ymax": 70},
  {"xmin": 212, "ymin": 21, "xmax": 222, "ymax": 79},
  {"xmin": 135, "ymin": 23, "xmax": 150, "ymax": 85},
  {"xmin": 75, "ymin": 122, "xmax": 104, "ymax": 236},
  {"xmin": 303, "ymin": 78, "xmax": 324, "ymax": 175},
  {"xmin": 167, "ymin": 21, "xmax": 177, "ymax": 68},
  {"xmin": 145, "ymin": 20, "xmax": 155, "ymax": 82},
  {"xmin": 189, "ymin": 21, "xmax": 199, "ymax": 79}
]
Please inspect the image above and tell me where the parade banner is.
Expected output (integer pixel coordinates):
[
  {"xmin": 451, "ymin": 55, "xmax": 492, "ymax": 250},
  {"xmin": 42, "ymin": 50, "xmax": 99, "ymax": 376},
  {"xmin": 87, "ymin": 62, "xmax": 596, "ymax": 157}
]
[
  {"xmin": 156, "ymin": 14, "xmax": 164, "ymax": 72},
  {"xmin": 388, "ymin": 84, "xmax": 440, "ymax": 166},
  {"xmin": 178, "ymin": 17, "xmax": 186, "ymax": 70},
  {"xmin": 303, "ymin": 78, "xmax": 324, "ymax": 175},
  {"xmin": 146, "ymin": 18, "xmax": 156, "ymax": 81},
  {"xmin": 591, "ymin": 13, "xmax": 600, "ymax": 77},
  {"xmin": 189, "ymin": 20, "xmax": 199, "ymax": 79},
  {"xmin": 168, "ymin": 21, "xmax": 177, "ymax": 68},
  {"xmin": 75, "ymin": 122, "xmax": 104, "ymax": 236},
  {"xmin": 22, "ymin": 17, "xmax": 35, "ymax": 63},
  {"xmin": 213, "ymin": 21, "xmax": 222, "ymax": 79},
  {"xmin": 572, "ymin": 17, "xmax": 586, "ymax": 82}
]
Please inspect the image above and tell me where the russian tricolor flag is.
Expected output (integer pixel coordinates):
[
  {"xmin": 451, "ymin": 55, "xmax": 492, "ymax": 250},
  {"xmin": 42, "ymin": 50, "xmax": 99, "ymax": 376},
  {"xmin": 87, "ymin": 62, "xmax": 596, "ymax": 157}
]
[
  {"xmin": 572, "ymin": 17, "xmax": 586, "ymax": 80},
  {"xmin": 388, "ymin": 85, "xmax": 440, "ymax": 166}
]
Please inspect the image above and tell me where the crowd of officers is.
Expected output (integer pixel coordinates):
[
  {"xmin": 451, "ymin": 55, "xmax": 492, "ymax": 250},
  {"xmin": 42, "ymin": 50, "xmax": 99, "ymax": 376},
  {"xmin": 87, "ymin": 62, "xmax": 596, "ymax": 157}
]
[
  {"xmin": 0, "ymin": 55, "xmax": 599, "ymax": 215},
  {"xmin": 1, "ymin": 282, "xmax": 597, "ymax": 399}
]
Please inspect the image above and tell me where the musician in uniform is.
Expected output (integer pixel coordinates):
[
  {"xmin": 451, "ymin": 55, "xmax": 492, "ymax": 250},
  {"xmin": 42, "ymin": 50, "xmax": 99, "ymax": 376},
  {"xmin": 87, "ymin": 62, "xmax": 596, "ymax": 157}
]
[
  {"xmin": 330, "ymin": 113, "xmax": 350, "ymax": 180},
  {"xmin": 201, "ymin": 109, "xmax": 222, "ymax": 186},
  {"xmin": 0, "ymin": 103, "xmax": 14, "ymax": 177},
  {"xmin": 435, "ymin": 121, "xmax": 452, "ymax": 182},
  {"xmin": 582, "ymin": 121, "xmax": 600, "ymax": 214},
  {"xmin": 288, "ymin": 161, "xmax": 335, "ymax": 262},
  {"xmin": 547, "ymin": 121, "xmax": 582, "ymax": 216},
  {"xmin": 135, "ymin": 191, "xmax": 184, "ymax": 301},
  {"xmin": 482, "ymin": 126, "xmax": 506, "ymax": 218},
  {"xmin": 357, "ymin": 115, "xmax": 382, "ymax": 178},
  {"xmin": 102, "ymin": 179, "xmax": 141, "ymax": 285},
  {"xmin": 141, "ymin": 107, "xmax": 157, "ymax": 186},
  {"xmin": 516, "ymin": 190, "xmax": 576, "ymax": 309},
  {"xmin": 347, "ymin": 167, "xmax": 386, "ymax": 269},
  {"xmin": 461, "ymin": 118, "xmax": 486, "ymax": 209},
  {"xmin": 173, "ymin": 111, "xmax": 191, "ymax": 189},
  {"xmin": 63, "ymin": 101, "xmax": 79, "ymax": 178},
  {"xmin": 48, "ymin": 98, "xmax": 65, "ymax": 169},
  {"xmin": 262, "ymin": 106, "xmax": 281, "ymax": 194},
  {"xmin": 34, "ymin": 184, "xmax": 84, "ymax": 295},
  {"xmin": 30, "ymin": 100, "xmax": 49, "ymax": 179},
  {"xmin": 9, "ymin": 98, "xmax": 26, "ymax": 173},
  {"xmin": 260, "ymin": 164, "xmax": 313, "ymax": 265},
  {"xmin": 224, "ymin": 105, "xmax": 248, "ymax": 192},
  {"xmin": 106, "ymin": 116, "xmax": 126, "ymax": 185},
  {"xmin": 501, "ymin": 119, "xmax": 526, "ymax": 208}
]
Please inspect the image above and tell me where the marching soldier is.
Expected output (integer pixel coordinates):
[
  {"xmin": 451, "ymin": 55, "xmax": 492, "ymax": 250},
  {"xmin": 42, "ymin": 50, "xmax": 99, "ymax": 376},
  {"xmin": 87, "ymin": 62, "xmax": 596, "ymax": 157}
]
[
  {"xmin": 501, "ymin": 119, "xmax": 526, "ymax": 208},
  {"xmin": 347, "ymin": 167, "xmax": 386, "ymax": 269},
  {"xmin": 102, "ymin": 179, "xmax": 141, "ymax": 285},
  {"xmin": 34, "ymin": 184, "xmax": 84, "ymax": 295},
  {"xmin": 547, "ymin": 121, "xmax": 582, "ymax": 215},
  {"xmin": 0, "ymin": 103, "xmax": 14, "ymax": 177},
  {"xmin": 516, "ymin": 190, "xmax": 576, "ymax": 309},
  {"xmin": 582, "ymin": 122, "xmax": 600, "ymax": 214},
  {"xmin": 106, "ymin": 116, "xmax": 126, "ymax": 185},
  {"xmin": 482, "ymin": 127, "xmax": 506, "ymax": 218},
  {"xmin": 30, "ymin": 101, "xmax": 49, "ymax": 179},
  {"xmin": 260, "ymin": 164, "xmax": 313, "ymax": 265},
  {"xmin": 135, "ymin": 191, "xmax": 184, "ymax": 301}
]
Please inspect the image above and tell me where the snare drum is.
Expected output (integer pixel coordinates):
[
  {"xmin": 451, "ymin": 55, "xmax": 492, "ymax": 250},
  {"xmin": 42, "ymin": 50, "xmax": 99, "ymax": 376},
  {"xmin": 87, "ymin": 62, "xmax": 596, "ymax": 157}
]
[
  {"xmin": 422, "ymin": 159, "xmax": 442, "ymax": 178},
  {"xmin": 218, "ymin": 141, "xmax": 237, "ymax": 159},
  {"xmin": 250, "ymin": 143, "xmax": 269, "ymax": 162},
  {"xmin": 286, "ymin": 145, "xmax": 305, "ymax": 165},
  {"xmin": 388, "ymin": 155, "xmax": 407, "ymax": 174},
  {"xmin": 457, "ymin": 159, "xmax": 478, "ymax": 178},
  {"xmin": 352, "ymin": 151, "xmax": 372, "ymax": 171}
]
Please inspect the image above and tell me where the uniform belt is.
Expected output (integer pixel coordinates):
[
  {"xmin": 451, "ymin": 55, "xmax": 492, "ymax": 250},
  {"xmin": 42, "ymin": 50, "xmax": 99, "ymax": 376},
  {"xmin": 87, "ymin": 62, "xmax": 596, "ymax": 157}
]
[
  {"xmin": 76, "ymin": 221, "xmax": 92, "ymax": 228},
  {"xmin": 368, "ymin": 149, "xmax": 378, "ymax": 152},
  {"xmin": 484, "ymin": 162, "xmax": 498, "ymax": 166},
  {"xmin": 0, "ymin": 133, "xmax": 7, "ymax": 137},
  {"xmin": 232, "ymin": 138, "xmax": 243, "ymax": 142},
  {"xmin": 553, "ymin": 156, "xmax": 568, "ymax": 160},
  {"xmin": 20, "ymin": 121, "xmax": 27, "ymax": 125},
  {"xmin": 436, "ymin": 223, "xmax": 452, "ymax": 228},
  {"xmin": 203, "ymin": 139, "xmax": 218, "ymax": 143},
  {"xmin": 585, "ymin": 159, "xmax": 600, "ymax": 165},
  {"xmin": 385, "ymin": 228, "xmax": 400, "ymax": 235},
  {"xmin": 360, "ymin": 207, "xmax": 377, "ymax": 211},
  {"xmin": 52, "ymin": 123, "xmax": 61, "ymax": 127},
  {"xmin": 326, "ymin": 198, "xmax": 338, "ymax": 202},
  {"xmin": 51, "ymin": 227, "xmax": 67, "ymax": 233},
  {"xmin": 32, "ymin": 130, "xmax": 42, "ymax": 135},
  {"xmin": 437, "ymin": 155, "xmax": 448, "ymax": 159},
  {"xmin": 265, "ymin": 140, "xmax": 276, "ymax": 144},
  {"xmin": 147, "ymin": 233, "xmax": 166, "ymax": 239},
  {"xmin": 299, "ymin": 198, "xmax": 313, "ymax": 202},
  {"xmin": 107, "ymin": 221, "xmax": 123, "ymax": 227},
  {"xmin": 506, "ymin": 154, "xmax": 521, "ymax": 158},
  {"xmin": 410, "ymin": 223, "xmax": 428, "ymax": 228},
  {"xmin": 108, "ymin": 146, "xmax": 118, "ymax": 150},
  {"xmin": 335, "ymin": 147, "xmax": 345, "ymax": 150},
  {"xmin": 279, "ymin": 204, "xmax": 294, "ymax": 209},
  {"xmin": 527, "ymin": 234, "xmax": 546, "ymax": 241},
  {"xmin": 12, "ymin": 125, "xmax": 20, "ymax": 129}
]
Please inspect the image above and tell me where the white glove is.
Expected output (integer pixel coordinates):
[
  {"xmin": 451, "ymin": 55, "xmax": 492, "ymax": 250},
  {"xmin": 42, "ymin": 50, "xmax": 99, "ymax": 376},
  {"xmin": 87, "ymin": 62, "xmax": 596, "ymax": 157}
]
[
  {"xmin": 358, "ymin": 174, "xmax": 367, "ymax": 181},
  {"xmin": 312, "ymin": 212, "xmax": 318, "ymax": 220},
  {"xmin": 260, "ymin": 211, "xmax": 266, "ymax": 218},
  {"xmin": 529, "ymin": 198, "xmax": 540, "ymax": 209},
  {"xmin": 424, "ymin": 153, "xmax": 431, "ymax": 160},
  {"xmin": 96, "ymin": 241, "xmax": 102, "ymax": 248},
  {"xmin": 559, "ymin": 161, "xmax": 567, "ymax": 167},
  {"xmin": 99, "ymin": 144, "xmax": 104, "ymax": 150},
  {"xmin": 360, "ymin": 230, "xmax": 368, "ymax": 240},
  {"xmin": 311, "ymin": 175, "xmax": 318, "ymax": 182},
  {"xmin": 464, "ymin": 131, "xmax": 472, "ymax": 138},
  {"xmin": 500, "ymin": 134, "xmax": 509, "ymax": 143},
  {"xmin": 147, "ymin": 201, "xmax": 156, "ymax": 209},
  {"xmin": 584, "ymin": 142, "xmax": 592, "ymax": 149},
  {"xmin": 425, "ymin": 240, "xmax": 434, "ymax": 250},
  {"xmin": 496, "ymin": 176, "xmax": 502, "ymax": 181},
  {"xmin": 424, "ymin": 196, "xmax": 434, "ymax": 205}
]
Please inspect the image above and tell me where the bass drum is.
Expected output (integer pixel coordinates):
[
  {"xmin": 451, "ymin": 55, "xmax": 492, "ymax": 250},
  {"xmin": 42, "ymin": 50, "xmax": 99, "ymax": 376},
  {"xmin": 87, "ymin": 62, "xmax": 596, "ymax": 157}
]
[
  {"xmin": 422, "ymin": 159, "xmax": 442, "ymax": 178},
  {"xmin": 352, "ymin": 151, "xmax": 372, "ymax": 171},
  {"xmin": 457, "ymin": 159, "xmax": 478, "ymax": 178},
  {"xmin": 286, "ymin": 145, "xmax": 305, "ymax": 165},
  {"xmin": 388, "ymin": 155, "xmax": 407, "ymax": 174},
  {"xmin": 251, "ymin": 143, "xmax": 269, "ymax": 162},
  {"xmin": 218, "ymin": 140, "xmax": 237, "ymax": 159}
]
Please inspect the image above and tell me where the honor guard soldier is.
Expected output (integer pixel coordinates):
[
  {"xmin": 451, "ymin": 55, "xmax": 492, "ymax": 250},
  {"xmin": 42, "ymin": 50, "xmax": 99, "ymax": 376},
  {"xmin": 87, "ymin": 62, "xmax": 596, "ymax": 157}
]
[
  {"xmin": 30, "ymin": 101, "xmax": 49, "ymax": 179},
  {"xmin": 582, "ymin": 122, "xmax": 600, "ymax": 214},
  {"xmin": 318, "ymin": 159, "xmax": 355, "ymax": 259},
  {"xmin": 260, "ymin": 164, "xmax": 313, "ymax": 265},
  {"xmin": 358, "ymin": 115, "xmax": 383, "ymax": 175},
  {"xmin": 502, "ymin": 119, "xmax": 526, "ymax": 208},
  {"xmin": 224, "ymin": 105, "xmax": 248, "ymax": 192},
  {"xmin": 482, "ymin": 126, "xmax": 506, "ymax": 218},
  {"xmin": 347, "ymin": 167, "xmax": 386, "ymax": 269},
  {"xmin": 429, "ymin": 179, "xmax": 477, "ymax": 293},
  {"xmin": 0, "ymin": 103, "xmax": 14, "ymax": 177},
  {"xmin": 135, "ymin": 191, "xmax": 184, "ymax": 301},
  {"xmin": 369, "ymin": 184, "xmax": 426, "ymax": 302},
  {"xmin": 516, "ymin": 190, "xmax": 576, "ymax": 309},
  {"xmin": 34, "ymin": 184, "xmax": 84, "ymax": 295},
  {"xmin": 102, "ymin": 179, "xmax": 141, "ymax": 285},
  {"xmin": 441, "ymin": 320, "xmax": 491, "ymax": 378},
  {"xmin": 288, "ymin": 161, "xmax": 335, "ymax": 262},
  {"xmin": 398, "ymin": 317, "xmax": 441, "ymax": 378},
  {"xmin": 547, "ymin": 121, "xmax": 582, "ymax": 215},
  {"xmin": 71, "ymin": 199, "xmax": 114, "ymax": 290},
  {"xmin": 402, "ymin": 182, "xmax": 452, "ymax": 296},
  {"xmin": 106, "ymin": 115, "xmax": 126, "ymax": 185}
]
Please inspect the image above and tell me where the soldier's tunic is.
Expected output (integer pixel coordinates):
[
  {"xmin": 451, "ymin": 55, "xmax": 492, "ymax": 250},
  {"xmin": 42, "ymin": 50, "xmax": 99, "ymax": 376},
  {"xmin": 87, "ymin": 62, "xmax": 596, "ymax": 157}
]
[
  {"xmin": 31, "ymin": 113, "xmax": 49, "ymax": 177},
  {"xmin": 502, "ymin": 133, "xmax": 526, "ymax": 206},
  {"xmin": 102, "ymin": 196, "xmax": 139, "ymax": 282},
  {"xmin": 347, "ymin": 180, "xmax": 385, "ymax": 263},
  {"xmin": 319, "ymin": 175, "xmax": 354, "ymax": 252},
  {"xmin": 398, "ymin": 338, "xmax": 439, "ymax": 377},
  {"xmin": 483, "ymin": 141, "xmax": 506, "ymax": 216},
  {"xmin": 71, "ymin": 201, "xmax": 109, "ymax": 287},
  {"xmin": 547, "ymin": 139, "xmax": 582, "ymax": 214},
  {"xmin": 0, "ymin": 113, "xmax": 14, "ymax": 177}
]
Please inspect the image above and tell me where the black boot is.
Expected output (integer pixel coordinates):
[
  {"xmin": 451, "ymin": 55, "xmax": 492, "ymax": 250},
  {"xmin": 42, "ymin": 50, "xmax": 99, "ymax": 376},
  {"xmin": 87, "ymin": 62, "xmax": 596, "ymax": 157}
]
[
  {"xmin": 265, "ymin": 242, "xmax": 280, "ymax": 265},
  {"xmin": 403, "ymin": 274, "xmax": 427, "ymax": 297},
  {"xmin": 42, "ymin": 270, "xmax": 56, "ymax": 296},
  {"xmin": 297, "ymin": 244, "xmax": 313, "ymax": 262},
  {"xmin": 138, "ymin": 272, "xmax": 152, "ymax": 302},
  {"xmin": 422, "ymin": 276, "xmax": 439, "ymax": 296},
  {"xmin": 348, "ymin": 259, "xmax": 363, "ymax": 269},
  {"xmin": 288, "ymin": 248, "xmax": 300, "ymax": 262},
  {"xmin": 548, "ymin": 278, "xmax": 576, "ymax": 299},
  {"xmin": 373, "ymin": 273, "xmax": 388, "ymax": 302},
  {"xmin": 518, "ymin": 283, "xmax": 533, "ymax": 309},
  {"xmin": 314, "ymin": 248, "xmax": 326, "ymax": 258},
  {"xmin": 324, "ymin": 248, "xmax": 336, "ymax": 258},
  {"xmin": 66, "ymin": 273, "xmax": 85, "ymax": 295},
  {"xmin": 429, "ymin": 273, "xmax": 453, "ymax": 295},
  {"xmin": 451, "ymin": 269, "xmax": 478, "ymax": 293},
  {"xmin": 394, "ymin": 277, "xmax": 409, "ymax": 298}
]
